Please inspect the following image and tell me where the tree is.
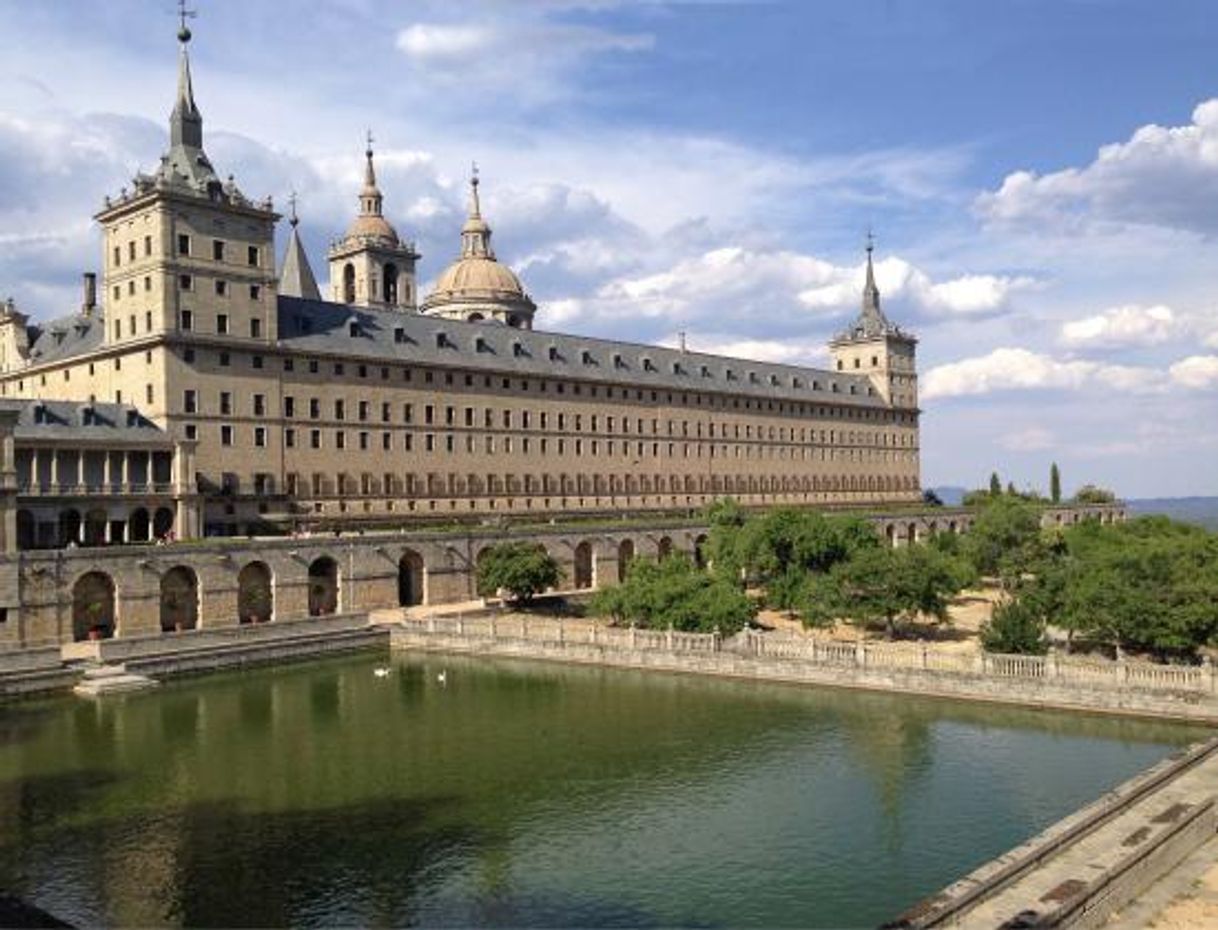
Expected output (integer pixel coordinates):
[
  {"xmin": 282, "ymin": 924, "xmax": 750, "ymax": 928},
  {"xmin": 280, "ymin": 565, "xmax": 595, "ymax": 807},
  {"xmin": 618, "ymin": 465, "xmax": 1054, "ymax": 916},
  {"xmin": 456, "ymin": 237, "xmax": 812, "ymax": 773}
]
[
  {"xmin": 980, "ymin": 598, "xmax": 1048, "ymax": 655},
  {"xmin": 800, "ymin": 544, "xmax": 969, "ymax": 639},
  {"xmin": 1073, "ymin": 484, "xmax": 1116, "ymax": 504},
  {"xmin": 923, "ymin": 488, "xmax": 944, "ymax": 507},
  {"xmin": 1006, "ymin": 481, "xmax": 1018, "ymax": 496},
  {"xmin": 989, "ymin": 472, "xmax": 1002, "ymax": 496},
  {"xmin": 963, "ymin": 496, "xmax": 1045, "ymax": 590},
  {"xmin": 475, "ymin": 542, "xmax": 561, "ymax": 606},
  {"xmin": 1050, "ymin": 462, "xmax": 1061, "ymax": 503},
  {"xmin": 590, "ymin": 555, "xmax": 753, "ymax": 634}
]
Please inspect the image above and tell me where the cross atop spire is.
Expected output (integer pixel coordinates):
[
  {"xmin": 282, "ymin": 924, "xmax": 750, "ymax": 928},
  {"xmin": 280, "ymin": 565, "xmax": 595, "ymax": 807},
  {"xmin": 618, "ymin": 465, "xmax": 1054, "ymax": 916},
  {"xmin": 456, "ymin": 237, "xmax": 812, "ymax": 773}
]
[
  {"xmin": 461, "ymin": 161, "xmax": 493, "ymax": 259},
  {"xmin": 469, "ymin": 161, "xmax": 482, "ymax": 218},
  {"xmin": 176, "ymin": 0, "xmax": 196, "ymax": 43},
  {"xmin": 288, "ymin": 191, "xmax": 299, "ymax": 228},
  {"xmin": 360, "ymin": 132, "xmax": 383, "ymax": 216}
]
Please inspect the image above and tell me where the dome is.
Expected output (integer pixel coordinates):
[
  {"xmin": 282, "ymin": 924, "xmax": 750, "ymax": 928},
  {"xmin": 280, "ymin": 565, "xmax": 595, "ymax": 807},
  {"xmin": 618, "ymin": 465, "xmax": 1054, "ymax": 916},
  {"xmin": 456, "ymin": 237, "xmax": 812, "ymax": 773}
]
[
  {"xmin": 428, "ymin": 256, "xmax": 527, "ymax": 303},
  {"xmin": 344, "ymin": 213, "xmax": 399, "ymax": 243}
]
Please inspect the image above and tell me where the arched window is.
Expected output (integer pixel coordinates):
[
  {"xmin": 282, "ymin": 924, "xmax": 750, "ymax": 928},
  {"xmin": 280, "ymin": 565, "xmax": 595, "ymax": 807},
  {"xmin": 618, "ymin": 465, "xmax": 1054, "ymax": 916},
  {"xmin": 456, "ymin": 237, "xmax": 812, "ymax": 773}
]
[
  {"xmin": 160, "ymin": 566, "xmax": 199, "ymax": 633},
  {"xmin": 384, "ymin": 263, "xmax": 399, "ymax": 304},
  {"xmin": 308, "ymin": 556, "xmax": 340, "ymax": 616},
  {"xmin": 238, "ymin": 561, "xmax": 274, "ymax": 624},
  {"xmin": 73, "ymin": 572, "xmax": 116, "ymax": 641},
  {"xmin": 342, "ymin": 263, "xmax": 356, "ymax": 304}
]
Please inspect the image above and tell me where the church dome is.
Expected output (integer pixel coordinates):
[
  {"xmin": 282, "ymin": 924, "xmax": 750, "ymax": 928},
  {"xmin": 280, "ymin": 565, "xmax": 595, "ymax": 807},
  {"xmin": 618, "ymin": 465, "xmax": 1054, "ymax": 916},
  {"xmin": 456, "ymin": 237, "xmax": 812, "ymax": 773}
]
[
  {"xmin": 344, "ymin": 213, "xmax": 399, "ymax": 243},
  {"xmin": 420, "ymin": 169, "xmax": 536, "ymax": 329}
]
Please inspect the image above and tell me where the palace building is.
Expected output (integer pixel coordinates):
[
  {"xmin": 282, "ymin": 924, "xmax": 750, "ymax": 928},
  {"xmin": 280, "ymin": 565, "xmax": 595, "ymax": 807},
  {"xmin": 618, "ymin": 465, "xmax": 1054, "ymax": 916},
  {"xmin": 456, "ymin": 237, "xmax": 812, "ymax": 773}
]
[{"xmin": 0, "ymin": 24, "xmax": 920, "ymax": 552}]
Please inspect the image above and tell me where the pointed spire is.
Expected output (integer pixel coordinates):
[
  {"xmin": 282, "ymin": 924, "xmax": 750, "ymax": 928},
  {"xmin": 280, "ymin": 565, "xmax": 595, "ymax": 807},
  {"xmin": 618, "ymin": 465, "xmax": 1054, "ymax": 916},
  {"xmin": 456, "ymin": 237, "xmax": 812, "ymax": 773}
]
[
  {"xmin": 359, "ymin": 131, "xmax": 384, "ymax": 217},
  {"xmin": 170, "ymin": 1, "xmax": 202, "ymax": 150},
  {"xmin": 862, "ymin": 228, "xmax": 882, "ymax": 320},
  {"xmin": 279, "ymin": 197, "xmax": 322, "ymax": 301},
  {"xmin": 461, "ymin": 162, "xmax": 494, "ymax": 259}
]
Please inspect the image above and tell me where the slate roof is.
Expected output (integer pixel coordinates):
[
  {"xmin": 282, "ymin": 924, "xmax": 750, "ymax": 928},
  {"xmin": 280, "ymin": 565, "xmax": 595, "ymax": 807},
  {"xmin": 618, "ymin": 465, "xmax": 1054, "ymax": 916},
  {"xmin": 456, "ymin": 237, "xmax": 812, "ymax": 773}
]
[
  {"xmin": 22, "ymin": 312, "xmax": 104, "ymax": 366},
  {"xmin": 0, "ymin": 399, "xmax": 171, "ymax": 445},
  {"xmin": 278, "ymin": 296, "xmax": 887, "ymax": 408}
]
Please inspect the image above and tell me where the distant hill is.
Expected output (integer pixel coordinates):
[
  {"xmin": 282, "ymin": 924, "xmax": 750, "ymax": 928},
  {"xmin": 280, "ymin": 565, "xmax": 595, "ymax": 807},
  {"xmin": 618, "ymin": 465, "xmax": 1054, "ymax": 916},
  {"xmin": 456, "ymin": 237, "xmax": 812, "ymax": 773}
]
[
  {"xmin": 1127, "ymin": 497, "xmax": 1218, "ymax": 531},
  {"xmin": 930, "ymin": 486, "xmax": 967, "ymax": 506}
]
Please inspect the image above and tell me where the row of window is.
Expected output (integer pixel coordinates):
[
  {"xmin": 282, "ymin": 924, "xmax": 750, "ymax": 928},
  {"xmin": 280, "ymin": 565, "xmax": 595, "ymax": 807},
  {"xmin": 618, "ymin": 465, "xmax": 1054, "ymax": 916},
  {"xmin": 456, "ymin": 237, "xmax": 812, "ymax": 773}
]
[
  {"xmin": 168, "ymin": 347, "xmax": 917, "ymax": 426},
  {"xmin": 113, "ymin": 234, "xmax": 261, "ymax": 269}
]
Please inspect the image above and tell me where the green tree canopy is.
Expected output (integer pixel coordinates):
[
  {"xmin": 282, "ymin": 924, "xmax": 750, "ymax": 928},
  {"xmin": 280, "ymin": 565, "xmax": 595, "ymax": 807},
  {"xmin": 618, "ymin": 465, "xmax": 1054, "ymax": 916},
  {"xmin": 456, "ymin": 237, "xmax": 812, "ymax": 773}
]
[
  {"xmin": 989, "ymin": 472, "xmax": 1002, "ymax": 496},
  {"xmin": 963, "ymin": 496, "xmax": 1046, "ymax": 589},
  {"xmin": 475, "ymin": 542, "xmax": 561, "ymax": 606},
  {"xmin": 590, "ymin": 555, "xmax": 754, "ymax": 634}
]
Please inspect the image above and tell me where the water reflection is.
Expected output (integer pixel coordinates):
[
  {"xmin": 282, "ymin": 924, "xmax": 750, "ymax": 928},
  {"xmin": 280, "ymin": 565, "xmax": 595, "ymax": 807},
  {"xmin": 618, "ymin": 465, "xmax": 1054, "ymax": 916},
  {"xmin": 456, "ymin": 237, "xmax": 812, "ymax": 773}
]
[{"xmin": 0, "ymin": 652, "xmax": 1206, "ymax": 928}]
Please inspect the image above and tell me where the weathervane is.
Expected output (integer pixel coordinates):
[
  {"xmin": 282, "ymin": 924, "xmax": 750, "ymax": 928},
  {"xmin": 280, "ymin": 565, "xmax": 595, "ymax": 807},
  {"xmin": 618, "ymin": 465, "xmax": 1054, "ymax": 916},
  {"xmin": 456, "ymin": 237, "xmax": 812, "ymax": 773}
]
[
  {"xmin": 865, "ymin": 227, "xmax": 875, "ymax": 256},
  {"xmin": 366, "ymin": 128, "xmax": 374, "ymax": 154},
  {"xmin": 288, "ymin": 191, "xmax": 299, "ymax": 227}
]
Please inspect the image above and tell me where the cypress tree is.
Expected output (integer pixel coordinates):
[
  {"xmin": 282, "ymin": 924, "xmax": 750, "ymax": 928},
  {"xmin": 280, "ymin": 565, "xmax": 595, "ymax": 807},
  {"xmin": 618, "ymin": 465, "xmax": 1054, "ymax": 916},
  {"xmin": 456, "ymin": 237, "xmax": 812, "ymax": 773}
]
[
  {"xmin": 989, "ymin": 472, "xmax": 1002, "ymax": 496},
  {"xmin": 1050, "ymin": 462, "xmax": 1061, "ymax": 503}
]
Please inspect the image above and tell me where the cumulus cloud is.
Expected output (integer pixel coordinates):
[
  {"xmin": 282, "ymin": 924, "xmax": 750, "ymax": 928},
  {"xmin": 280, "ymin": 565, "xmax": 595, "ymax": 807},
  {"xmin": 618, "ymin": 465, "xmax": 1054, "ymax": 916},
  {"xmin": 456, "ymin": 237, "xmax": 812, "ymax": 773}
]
[
  {"xmin": 658, "ymin": 334, "xmax": 829, "ymax": 367},
  {"xmin": 977, "ymin": 99, "xmax": 1218, "ymax": 235},
  {"xmin": 1169, "ymin": 355, "xmax": 1218, "ymax": 389},
  {"xmin": 921, "ymin": 348, "xmax": 1168, "ymax": 400},
  {"xmin": 998, "ymin": 427, "xmax": 1056, "ymax": 452},
  {"xmin": 1059, "ymin": 304, "xmax": 1183, "ymax": 348}
]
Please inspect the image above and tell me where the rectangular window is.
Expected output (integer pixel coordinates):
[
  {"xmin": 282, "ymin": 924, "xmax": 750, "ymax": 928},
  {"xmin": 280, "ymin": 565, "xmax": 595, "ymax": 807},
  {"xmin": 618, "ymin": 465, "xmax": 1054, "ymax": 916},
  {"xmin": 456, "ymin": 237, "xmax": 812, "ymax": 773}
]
[
  {"xmin": 217, "ymin": 313, "xmax": 229, "ymax": 335},
  {"xmin": 215, "ymin": 280, "xmax": 227, "ymax": 297},
  {"xmin": 178, "ymin": 234, "xmax": 190, "ymax": 256},
  {"xmin": 114, "ymin": 319, "xmax": 122, "ymax": 339},
  {"xmin": 358, "ymin": 400, "xmax": 369, "ymax": 421},
  {"xmin": 334, "ymin": 399, "xmax": 345, "ymax": 420},
  {"xmin": 247, "ymin": 245, "xmax": 259, "ymax": 267},
  {"xmin": 254, "ymin": 426, "xmax": 267, "ymax": 447},
  {"xmin": 220, "ymin": 425, "xmax": 233, "ymax": 446},
  {"xmin": 382, "ymin": 432, "xmax": 391, "ymax": 450},
  {"xmin": 335, "ymin": 431, "xmax": 346, "ymax": 450},
  {"xmin": 146, "ymin": 384, "xmax": 154, "ymax": 404},
  {"xmin": 310, "ymin": 429, "xmax": 321, "ymax": 449},
  {"xmin": 250, "ymin": 318, "xmax": 262, "ymax": 337},
  {"xmin": 284, "ymin": 396, "xmax": 295, "ymax": 417},
  {"xmin": 309, "ymin": 398, "xmax": 320, "ymax": 418},
  {"xmin": 285, "ymin": 428, "xmax": 296, "ymax": 448},
  {"xmin": 359, "ymin": 431, "xmax": 369, "ymax": 450},
  {"xmin": 184, "ymin": 423, "xmax": 197, "ymax": 440},
  {"xmin": 212, "ymin": 239, "xmax": 225, "ymax": 261},
  {"xmin": 253, "ymin": 394, "xmax": 266, "ymax": 416},
  {"xmin": 145, "ymin": 310, "xmax": 152, "ymax": 330},
  {"xmin": 252, "ymin": 355, "xmax": 263, "ymax": 369},
  {"xmin": 250, "ymin": 284, "xmax": 261, "ymax": 301},
  {"xmin": 220, "ymin": 392, "xmax": 232, "ymax": 415},
  {"xmin": 218, "ymin": 351, "xmax": 230, "ymax": 367},
  {"xmin": 113, "ymin": 245, "xmax": 121, "ymax": 267}
]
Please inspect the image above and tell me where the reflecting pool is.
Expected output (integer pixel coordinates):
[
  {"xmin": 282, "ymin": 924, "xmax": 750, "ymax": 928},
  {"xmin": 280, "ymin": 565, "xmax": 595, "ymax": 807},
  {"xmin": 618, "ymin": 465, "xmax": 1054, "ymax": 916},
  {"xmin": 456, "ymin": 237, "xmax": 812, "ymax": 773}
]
[{"xmin": 0, "ymin": 651, "xmax": 1206, "ymax": 928}]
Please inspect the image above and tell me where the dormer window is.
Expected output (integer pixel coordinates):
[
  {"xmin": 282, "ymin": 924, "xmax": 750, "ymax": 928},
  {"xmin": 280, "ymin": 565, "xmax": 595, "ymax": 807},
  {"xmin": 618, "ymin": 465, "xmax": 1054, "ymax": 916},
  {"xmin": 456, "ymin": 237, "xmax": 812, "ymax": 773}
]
[
  {"xmin": 475, "ymin": 336, "xmax": 490, "ymax": 353},
  {"xmin": 548, "ymin": 345, "xmax": 560, "ymax": 361},
  {"xmin": 700, "ymin": 365, "xmax": 711, "ymax": 378},
  {"xmin": 348, "ymin": 321, "xmax": 360, "ymax": 338},
  {"xmin": 436, "ymin": 332, "xmax": 450, "ymax": 349},
  {"xmin": 394, "ymin": 327, "xmax": 406, "ymax": 344},
  {"xmin": 725, "ymin": 368, "xmax": 736, "ymax": 381},
  {"xmin": 512, "ymin": 341, "xmax": 526, "ymax": 358},
  {"xmin": 748, "ymin": 371, "xmax": 759, "ymax": 384},
  {"xmin": 581, "ymin": 349, "xmax": 595, "ymax": 365},
  {"xmin": 613, "ymin": 353, "xmax": 626, "ymax": 369},
  {"xmin": 642, "ymin": 357, "xmax": 656, "ymax": 372},
  {"xmin": 793, "ymin": 377, "xmax": 803, "ymax": 388}
]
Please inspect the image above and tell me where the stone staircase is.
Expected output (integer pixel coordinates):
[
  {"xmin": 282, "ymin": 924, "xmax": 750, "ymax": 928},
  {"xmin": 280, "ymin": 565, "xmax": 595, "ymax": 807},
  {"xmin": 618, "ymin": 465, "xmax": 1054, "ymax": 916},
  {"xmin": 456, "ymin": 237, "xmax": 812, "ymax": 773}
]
[{"xmin": 72, "ymin": 663, "xmax": 159, "ymax": 697}]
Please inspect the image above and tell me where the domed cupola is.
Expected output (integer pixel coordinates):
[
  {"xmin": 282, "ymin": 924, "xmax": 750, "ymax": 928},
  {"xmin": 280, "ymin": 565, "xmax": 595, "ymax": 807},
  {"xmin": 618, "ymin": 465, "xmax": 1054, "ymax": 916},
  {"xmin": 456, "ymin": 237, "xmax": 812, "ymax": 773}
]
[
  {"xmin": 421, "ymin": 166, "xmax": 536, "ymax": 330},
  {"xmin": 327, "ymin": 134, "xmax": 420, "ymax": 311}
]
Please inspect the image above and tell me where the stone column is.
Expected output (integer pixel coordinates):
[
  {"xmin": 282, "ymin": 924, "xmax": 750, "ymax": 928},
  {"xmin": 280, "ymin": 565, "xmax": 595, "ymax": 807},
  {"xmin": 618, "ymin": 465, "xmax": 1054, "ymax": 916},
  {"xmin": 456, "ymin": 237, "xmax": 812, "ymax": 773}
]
[
  {"xmin": 0, "ymin": 410, "xmax": 19, "ymax": 553},
  {"xmin": 120, "ymin": 451, "xmax": 130, "ymax": 492},
  {"xmin": 49, "ymin": 449, "xmax": 58, "ymax": 491},
  {"xmin": 103, "ymin": 451, "xmax": 112, "ymax": 489},
  {"xmin": 76, "ymin": 449, "xmax": 84, "ymax": 492},
  {"xmin": 29, "ymin": 447, "xmax": 39, "ymax": 492}
]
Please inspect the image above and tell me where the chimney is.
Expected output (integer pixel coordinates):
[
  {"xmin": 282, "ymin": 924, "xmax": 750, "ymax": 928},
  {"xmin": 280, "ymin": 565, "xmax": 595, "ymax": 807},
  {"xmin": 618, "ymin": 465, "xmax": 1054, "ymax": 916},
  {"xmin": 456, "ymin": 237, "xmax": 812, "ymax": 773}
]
[{"xmin": 82, "ymin": 273, "xmax": 97, "ymax": 315}]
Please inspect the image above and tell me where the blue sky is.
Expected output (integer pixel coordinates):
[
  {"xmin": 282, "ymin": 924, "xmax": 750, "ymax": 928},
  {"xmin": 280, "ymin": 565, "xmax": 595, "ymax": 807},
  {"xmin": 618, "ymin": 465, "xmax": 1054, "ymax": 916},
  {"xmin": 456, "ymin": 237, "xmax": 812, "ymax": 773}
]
[{"xmin": 1, "ymin": 0, "xmax": 1217, "ymax": 497}]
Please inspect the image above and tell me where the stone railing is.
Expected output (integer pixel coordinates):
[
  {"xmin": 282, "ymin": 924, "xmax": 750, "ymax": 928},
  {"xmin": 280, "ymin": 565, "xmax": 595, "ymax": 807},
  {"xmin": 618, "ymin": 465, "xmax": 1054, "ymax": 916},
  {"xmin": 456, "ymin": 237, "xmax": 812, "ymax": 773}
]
[{"xmin": 396, "ymin": 617, "xmax": 1216, "ymax": 697}]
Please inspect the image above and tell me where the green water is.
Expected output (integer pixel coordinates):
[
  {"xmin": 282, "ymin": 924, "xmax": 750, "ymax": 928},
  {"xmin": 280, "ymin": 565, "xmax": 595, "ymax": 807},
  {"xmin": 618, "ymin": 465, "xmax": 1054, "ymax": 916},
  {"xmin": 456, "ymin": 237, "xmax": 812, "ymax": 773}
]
[{"xmin": 0, "ymin": 651, "xmax": 1206, "ymax": 928}]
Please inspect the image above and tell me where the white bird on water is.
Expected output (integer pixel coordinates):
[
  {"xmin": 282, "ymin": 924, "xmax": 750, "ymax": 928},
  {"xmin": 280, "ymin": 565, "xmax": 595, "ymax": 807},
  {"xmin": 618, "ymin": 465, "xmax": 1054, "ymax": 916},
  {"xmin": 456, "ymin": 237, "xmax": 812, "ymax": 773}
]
[
  {"xmin": 437, "ymin": 670, "xmax": 448, "ymax": 685},
  {"xmin": 373, "ymin": 666, "xmax": 391, "ymax": 678}
]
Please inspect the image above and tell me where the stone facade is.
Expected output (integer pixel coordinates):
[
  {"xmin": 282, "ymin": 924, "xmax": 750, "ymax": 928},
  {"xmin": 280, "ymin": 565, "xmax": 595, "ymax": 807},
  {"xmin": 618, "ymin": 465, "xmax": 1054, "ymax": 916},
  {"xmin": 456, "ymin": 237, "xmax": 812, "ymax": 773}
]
[{"xmin": 0, "ymin": 25, "xmax": 922, "ymax": 540}]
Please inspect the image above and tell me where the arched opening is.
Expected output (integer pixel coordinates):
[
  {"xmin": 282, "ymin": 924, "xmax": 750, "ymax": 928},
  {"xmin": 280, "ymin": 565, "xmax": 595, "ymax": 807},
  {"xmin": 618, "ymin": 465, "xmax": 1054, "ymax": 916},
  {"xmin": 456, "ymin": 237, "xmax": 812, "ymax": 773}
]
[
  {"xmin": 16, "ymin": 510, "xmax": 34, "ymax": 550},
  {"xmin": 573, "ymin": 541, "xmax": 593, "ymax": 589},
  {"xmin": 58, "ymin": 509, "xmax": 82, "ymax": 548},
  {"xmin": 507, "ymin": 314, "xmax": 522, "ymax": 329},
  {"xmin": 657, "ymin": 536, "xmax": 673, "ymax": 561},
  {"xmin": 160, "ymin": 566, "xmax": 199, "ymax": 633},
  {"xmin": 467, "ymin": 312, "xmax": 485, "ymax": 323},
  {"xmin": 308, "ymin": 556, "xmax": 340, "ymax": 616},
  {"xmin": 238, "ymin": 561, "xmax": 274, "ymax": 624},
  {"xmin": 694, "ymin": 534, "xmax": 709, "ymax": 569},
  {"xmin": 153, "ymin": 507, "xmax": 174, "ymax": 540},
  {"xmin": 342, "ymin": 263, "xmax": 356, "ymax": 303},
  {"xmin": 384, "ymin": 263, "xmax": 399, "ymax": 304},
  {"xmin": 398, "ymin": 550, "xmax": 425, "ymax": 607},
  {"xmin": 73, "ymin": 572, "xmax": 116, "ymax": 641},
  {"xmin": 618, "ymin": 540, "xmax": 634, "ymax": 583},
  {"xmin": 129, "ymin": 507, "xmax": 151, "ymax": 543},
  {"xmin": 84, "ymin": 508, "xmax": 107, "ymax": 547},
  {"xmin": 886, "ymin": 524, "xmax": 897, "ymax": 548},
  {"xmin": 907, "ymin": 522, "xmax": 918, "ymax": 545}
]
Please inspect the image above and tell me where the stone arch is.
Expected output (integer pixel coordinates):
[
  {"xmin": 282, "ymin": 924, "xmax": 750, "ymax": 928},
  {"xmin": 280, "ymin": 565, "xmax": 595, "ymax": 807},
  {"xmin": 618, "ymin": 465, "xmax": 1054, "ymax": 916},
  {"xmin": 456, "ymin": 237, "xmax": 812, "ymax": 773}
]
[
  {"xmin": 342, "ymin": 263, "xmax": 356, "ymax": 303},
  {"xmin": 657, "ymin": 536, "xmax": 674, "ymax": 561},
  {"xmin": 467, "ymin": 312, "xmax": 484, "ymax": 322},
  {"xmin": 617, "ymin": 539, "xmax": 635, "ymax": 583},
  {"xmin": 238, "ymin": 561, "xmax": 274, "ymax": 624},
  {"xmin": 398, "ymin": 549, "xmax": 425, "ymax": 607},
  {"xmin": 84, "ymin": 508, "xmax": 107, "ymax": 547},
  {"xmin": 72, "ymin": 571, "xmax": 116, "ymax": 641},
  {"xmin": 129, "ymin": 507, "xmax": 151, "ymax": 543},
  {"xmin": 307, "ymin": 556, "xmax": 340, "ymax": 617},
  {"xmin": 694, "ymin": 533, "xmax": 709, "ymax": 569},
  {"xmin": 16, "ymin": 509, "xmax": 34, "ymax": 550},
  {"xmin": 886, "ymin": 524, "xmax": 897, "ymax": 548},
  {"xmin": 153, "ymin": 507, "xmax": 174, "ymax": 540},
  {"xmin": 58, "ymin": 509, "xmax": 82, "ymax": 547},
  {"xmin": 907, "ymin": 522, "xmax": 918, "ymax": 545},
  {"xmin": 160, "ymin": 566, "xmax": 199, "ymax": 633},
  {"xmin": 573, "ymin": 541, "xmax": 593, "ymax": 589}
]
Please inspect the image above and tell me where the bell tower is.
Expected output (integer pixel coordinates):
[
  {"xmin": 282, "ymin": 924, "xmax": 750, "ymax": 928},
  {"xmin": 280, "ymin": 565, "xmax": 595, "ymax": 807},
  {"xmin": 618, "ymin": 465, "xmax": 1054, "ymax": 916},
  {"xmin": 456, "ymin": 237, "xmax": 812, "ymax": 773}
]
[
  {"xmin": 327, "ymin": 135, "xmax": 420, "ymax": 311},
  {"xmin": 828, "ymin": 235, "xmax": 918, "ymax": 410}
]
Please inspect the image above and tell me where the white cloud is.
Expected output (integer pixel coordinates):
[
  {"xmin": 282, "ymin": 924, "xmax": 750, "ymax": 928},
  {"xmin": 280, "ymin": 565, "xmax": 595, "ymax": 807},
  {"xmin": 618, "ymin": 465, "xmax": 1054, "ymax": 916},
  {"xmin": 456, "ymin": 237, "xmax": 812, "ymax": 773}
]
[
  {"xmin": 396, "ymin": 24, "xmax": 492, "ymax": 60},
  {"xmin": 659, "ymin": 334, "xmax": 829, "ymax": 367},
  {"xmin": 977, "ymin": 99, "xmax": 1218, "ymax": 235},
  {"xmin": 1169, "ymin": 355, "xmax": 1218, "ymax": 389},
  {"xmin": 922, "ymin": 348, "xmax": 1168, "ymax": 400},
  {"xmin": 998, "ymin": 427, "xmax": 1056, "ymax": 452},
  {"xmin": 1059, "ymin": 304, "xmax": 1183, "ymax": 348}
]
